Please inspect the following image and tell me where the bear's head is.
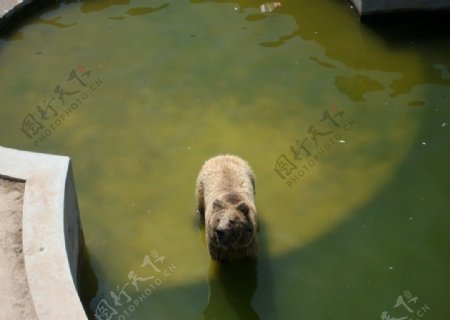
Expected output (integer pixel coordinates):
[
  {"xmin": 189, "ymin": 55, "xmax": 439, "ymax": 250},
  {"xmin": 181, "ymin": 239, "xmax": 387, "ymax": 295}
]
[{"xmin": 207, "ymin": 192, "xmax": 257, "ymax": 251}]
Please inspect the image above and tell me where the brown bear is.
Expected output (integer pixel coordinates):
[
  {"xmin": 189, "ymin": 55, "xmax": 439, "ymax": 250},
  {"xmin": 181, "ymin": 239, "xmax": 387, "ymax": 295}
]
[{"xmin": 196, "ymin": 155, "xmax": 257, "ymax": 261}]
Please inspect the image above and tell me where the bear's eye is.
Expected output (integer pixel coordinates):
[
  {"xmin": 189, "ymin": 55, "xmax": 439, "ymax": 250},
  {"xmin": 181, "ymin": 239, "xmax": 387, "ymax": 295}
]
[
  {"xmin": 236, "ymin": 202, "xmax": 249, "ymax": 215},
  {"xmin": 213, "ymin": 199, "xmax": 225, "ymax": 210}
]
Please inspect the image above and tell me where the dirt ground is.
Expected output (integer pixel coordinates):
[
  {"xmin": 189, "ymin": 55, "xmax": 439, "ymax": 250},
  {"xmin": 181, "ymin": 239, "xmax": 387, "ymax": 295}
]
[{"xmin": 0, "ymin": 177, "xmax": 37, "ymax": 319}]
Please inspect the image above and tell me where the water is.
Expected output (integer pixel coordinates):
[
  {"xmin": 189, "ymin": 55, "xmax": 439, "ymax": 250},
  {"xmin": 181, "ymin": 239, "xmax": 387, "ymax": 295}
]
[{"xmin": 0, "ymin": 1, "xmax": 449, "ymax": 319}]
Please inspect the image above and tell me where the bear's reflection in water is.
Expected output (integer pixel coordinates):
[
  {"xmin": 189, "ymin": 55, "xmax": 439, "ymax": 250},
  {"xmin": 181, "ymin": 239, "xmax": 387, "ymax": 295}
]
[{"xmin": 203, "ymin": 258, "xmax": 259, "ymax": 320}]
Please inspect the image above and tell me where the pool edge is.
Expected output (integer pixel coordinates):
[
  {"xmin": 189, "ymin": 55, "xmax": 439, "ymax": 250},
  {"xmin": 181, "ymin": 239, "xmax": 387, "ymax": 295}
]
[{"xmin": 0, "ymin": 145, "xmax": 87, "ymax": 320}]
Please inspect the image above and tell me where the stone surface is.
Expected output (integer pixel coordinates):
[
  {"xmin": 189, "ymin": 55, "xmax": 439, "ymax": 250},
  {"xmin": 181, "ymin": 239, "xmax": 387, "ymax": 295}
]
[
  {"xmin": 0, "ymin": 146, "xmax": 87, "ymax": 320},
  {"xmin": 0, "ymin": 0, "xmax": 57, "ymax": 33},
  {"xmin": 0, "ymin": 177, "xmax": 38, "ymax": 319},
  {"xmin": 349, "ymin": 0, "xmax": 450, "ymax": 16},
  {"xmin": 0, "ymin": 0, "xmax": 23, "ymax": 18}
]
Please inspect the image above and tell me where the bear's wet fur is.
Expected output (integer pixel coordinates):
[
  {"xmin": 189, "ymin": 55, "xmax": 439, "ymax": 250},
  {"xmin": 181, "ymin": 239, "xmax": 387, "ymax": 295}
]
[{"xmin": 196, "ymin": 155, "xmax": 257, "ymax": 261}]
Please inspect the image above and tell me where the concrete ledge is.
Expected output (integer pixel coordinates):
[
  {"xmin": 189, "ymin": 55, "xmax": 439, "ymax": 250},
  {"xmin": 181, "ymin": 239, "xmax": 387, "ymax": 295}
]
[
  {"xmin": 349, "ymin": 0, "xmax": 450, "ymax": 16},
  {"xmin": 0, "ymin": 146, "xmax": 87, "ymax": 320},
  {"xmin": 0, "ymin": 0, "xmax": 56, "ymax": 34},
  {"xmin": 0, "ymin": 0, "xmax": 23, "ymax": 18}
]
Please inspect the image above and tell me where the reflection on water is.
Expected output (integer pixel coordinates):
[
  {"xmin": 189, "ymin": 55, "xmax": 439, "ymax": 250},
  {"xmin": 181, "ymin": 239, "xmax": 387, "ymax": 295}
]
[{"xmin": 0, "ymin": 0, "xmax": 449, "ymax": 319}]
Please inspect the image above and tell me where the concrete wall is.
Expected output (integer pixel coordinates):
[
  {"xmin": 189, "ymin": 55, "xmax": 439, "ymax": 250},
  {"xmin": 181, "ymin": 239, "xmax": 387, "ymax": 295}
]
[
  {"xmin": 0, "ymin": 146, "xmax": 87, "ymax": 320},
  {"xmin": 0, "ymin": 0, "xmax": 55, "ymax": 33},
  {"xmin": 349, "ymin": 0, "xmax": 450, "ymax": 16}
]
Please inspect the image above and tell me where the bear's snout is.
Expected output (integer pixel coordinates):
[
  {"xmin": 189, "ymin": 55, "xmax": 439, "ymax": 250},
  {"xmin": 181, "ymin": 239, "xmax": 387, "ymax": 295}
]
[
  {"xmin": 214, "ymin": 227, "xmax": 228, "ymax": 245},
  {"xmin": 214, "ymin": 227, "xmax": 225, "ymax": 241},
  {"xmin": 213, "ymin": 222, "xmax": 235, "ymax": 247},
  {"xmin": 213, "ymin": 217, "xmax": 254, "ymax": 249}
]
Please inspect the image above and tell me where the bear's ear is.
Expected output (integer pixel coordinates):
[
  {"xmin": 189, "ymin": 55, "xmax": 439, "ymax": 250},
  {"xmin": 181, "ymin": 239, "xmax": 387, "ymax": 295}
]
[
  {"xmin": 236, "ymin": 202, "xmax": 249, "ymax": 215},
  {"xmin": 213, "ymin": 199, "xmax": 225, "ymax": 210}
]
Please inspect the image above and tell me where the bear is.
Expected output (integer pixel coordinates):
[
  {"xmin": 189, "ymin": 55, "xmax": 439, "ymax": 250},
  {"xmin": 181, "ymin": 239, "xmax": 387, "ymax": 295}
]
[{"xmin": 195, "ymin": 155, "xmax": 257, "ymax": 261}]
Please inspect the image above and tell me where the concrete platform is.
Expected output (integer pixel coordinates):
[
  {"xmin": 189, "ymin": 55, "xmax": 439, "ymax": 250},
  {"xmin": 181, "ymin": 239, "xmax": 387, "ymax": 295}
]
[
  {"xmin": 0, "ymin": 0, "xmax": 22, "ymax": 18},
  {"xmin": 349, "ymin": 0, "xmax": 450, "ymax": 16},
  {"xmin": 0, "ymin": 177, "xmax": 37, "ymax": 319},
  {"xmin": 0, "ymin": 0, "xmax": 55, "ymax": 33},
  {"xmin": 0, "ymin": 146, "xmax": 87, "ymax": 320}
]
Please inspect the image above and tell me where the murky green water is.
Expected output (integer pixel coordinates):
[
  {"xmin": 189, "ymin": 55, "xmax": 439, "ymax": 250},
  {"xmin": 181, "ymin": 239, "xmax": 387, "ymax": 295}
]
[{"xmin": 1, "ymin": 0, "xmax": 449, "ymax": 319}]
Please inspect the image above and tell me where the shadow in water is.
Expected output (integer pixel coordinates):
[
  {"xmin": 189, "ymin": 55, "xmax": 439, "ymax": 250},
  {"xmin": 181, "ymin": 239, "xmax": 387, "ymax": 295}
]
[
  {"xmin": 204, "ymin": 258, "xmax": 259, "ymax": 319},
  {"xmin": 201, "ymin": 220, "xmax": 277, "ymax": 319},
  {"xmin": 78, "ymin": 245, "xmax": 99, "ymax": 320}
]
